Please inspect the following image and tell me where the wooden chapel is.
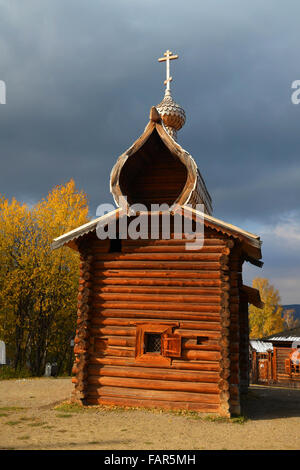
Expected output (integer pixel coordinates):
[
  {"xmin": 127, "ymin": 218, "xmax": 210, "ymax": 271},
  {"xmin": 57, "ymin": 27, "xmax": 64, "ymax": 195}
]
[{"xmin": 53, "ymin": 50, "xmax": 263, "ymax": 417}]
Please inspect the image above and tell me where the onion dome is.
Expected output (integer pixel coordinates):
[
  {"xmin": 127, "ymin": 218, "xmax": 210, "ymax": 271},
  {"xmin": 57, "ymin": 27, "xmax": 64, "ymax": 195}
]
[{"xmin": 156, "ymin": 90, "xmax": 186, "ymax": 140}]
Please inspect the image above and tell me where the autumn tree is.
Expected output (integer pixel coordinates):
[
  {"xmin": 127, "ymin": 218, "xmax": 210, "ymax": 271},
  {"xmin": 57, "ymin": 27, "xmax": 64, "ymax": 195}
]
[
  {"xmin": 283, "ymin": 309, "xmax": 300, "ymax": 330},
  {"xmin": 0, "ymin": 180, "xmax": 89, "ymax": 375},
  {"xmin": 249, "ymin": 277, "xmax": 284, "ymax": 339}
]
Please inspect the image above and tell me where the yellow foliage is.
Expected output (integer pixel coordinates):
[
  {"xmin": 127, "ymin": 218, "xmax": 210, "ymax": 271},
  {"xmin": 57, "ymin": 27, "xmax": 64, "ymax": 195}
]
[
  {"xmin": 0, "ymin": 180, "xmax": 89, "ymax": 374},
  {"xmin": 249, "ymin": 277, "xmax": 284, "ymax": 339}
]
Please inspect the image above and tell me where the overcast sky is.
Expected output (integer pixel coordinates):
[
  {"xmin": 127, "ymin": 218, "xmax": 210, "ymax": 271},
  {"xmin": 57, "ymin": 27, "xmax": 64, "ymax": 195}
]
[{"xmin": 0, "ymin": 0, "xmax": 300, "ymax": 303}]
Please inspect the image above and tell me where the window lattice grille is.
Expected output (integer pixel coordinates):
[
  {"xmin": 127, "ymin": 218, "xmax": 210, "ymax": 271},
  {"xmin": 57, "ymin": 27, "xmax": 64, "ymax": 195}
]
[
  {"xmin": 291, "ymin": 363, "xmax": 300, "ymax": 374},
  {"xmin": 145, "ymin": 334, "xmax": 161, "ymax": 353}
]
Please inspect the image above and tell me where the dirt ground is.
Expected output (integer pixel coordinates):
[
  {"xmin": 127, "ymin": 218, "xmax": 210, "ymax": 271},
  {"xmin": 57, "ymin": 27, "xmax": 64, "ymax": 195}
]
[{"xmin": 0, "ymin": 377, "xmax": 300, "ymax": 450}]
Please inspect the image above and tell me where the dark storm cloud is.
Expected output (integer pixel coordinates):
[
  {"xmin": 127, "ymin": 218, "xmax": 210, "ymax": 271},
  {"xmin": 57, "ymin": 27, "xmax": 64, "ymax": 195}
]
[{"xmin": 0, "ymin": 0, "xmax": 300, "ymax": 301}]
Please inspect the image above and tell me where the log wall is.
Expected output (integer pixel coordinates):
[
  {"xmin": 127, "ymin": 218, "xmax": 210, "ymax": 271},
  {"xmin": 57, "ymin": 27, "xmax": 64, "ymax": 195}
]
[
  {"xmin": 227, "ymin": 245, "xmax": 243, "ymax": 415},
  {"xmin": 239, "ymin": 293, "xmax": 249, "ymax": 394},
  {"xmin": 274, "ymin": 347, "xmax": 300, "ymax": 388},
  {"xmin": 72, "ymin": 229, "xmax": 242, "ymax": 416}
]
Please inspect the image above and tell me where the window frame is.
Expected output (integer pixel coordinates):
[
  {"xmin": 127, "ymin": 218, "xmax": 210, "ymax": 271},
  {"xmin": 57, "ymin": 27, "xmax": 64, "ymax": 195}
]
[{"xmin": 135, "ymin": 323, "xmax": 179, "ymax": 366}]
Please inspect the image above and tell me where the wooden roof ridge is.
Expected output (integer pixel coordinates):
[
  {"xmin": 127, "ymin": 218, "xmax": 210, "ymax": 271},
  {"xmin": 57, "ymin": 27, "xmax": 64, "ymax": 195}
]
[
  {"xmin": 51, "ymin": 208, "xmax": 121, "ymax": 250},
  {"xmin": 182, "ymin": 206, "xmax": 262, "ymax": 251},
  {"xmin": 110, "ymin": 106, "xmax": 213, "ymax": 215}
]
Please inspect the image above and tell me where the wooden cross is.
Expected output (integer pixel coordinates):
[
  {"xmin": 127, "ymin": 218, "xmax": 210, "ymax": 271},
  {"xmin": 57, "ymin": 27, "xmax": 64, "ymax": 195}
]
[{"xmin": 158, "ymin": 50, "xmax": 178, "ymax": 92}]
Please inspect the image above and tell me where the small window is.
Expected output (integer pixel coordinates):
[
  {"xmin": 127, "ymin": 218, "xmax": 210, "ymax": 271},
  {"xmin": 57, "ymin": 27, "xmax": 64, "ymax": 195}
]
[
  {"xmin": 196, "ymin": 336, "xmax": 209, "ymax": 345},
  {"xmin": 109, "ymin": 238, "xmax": 122, "ymax": 252},
  {"xmin": 145, "ymin": 333, "xmax": 161, "ymax": 353},
  {"xmin": 135, "ymin": 323, "xmax": 180, "ymax": 366}
]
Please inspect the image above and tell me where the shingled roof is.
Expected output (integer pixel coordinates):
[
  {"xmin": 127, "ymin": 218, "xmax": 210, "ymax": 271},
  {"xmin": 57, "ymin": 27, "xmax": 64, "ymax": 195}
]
[
  {"xmin": 52, "ymin": 205, "xmax": 262, "ymax": 263},
  {"xmin": 264, "ymin": 326, "xmax": 300, "ymax": 342}
]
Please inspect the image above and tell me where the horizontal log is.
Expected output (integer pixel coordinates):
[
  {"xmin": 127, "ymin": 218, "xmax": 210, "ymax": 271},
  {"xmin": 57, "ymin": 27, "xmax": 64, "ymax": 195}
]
[
  {"xmin": 93, "ymin": 252, "xmax": 227, "ymax": 262},
  {"xmin": 87, "ymin": 365, "xmax": 219, "ymax": 383},
  {"xmin": 87, "ymin": 385, "xmax": 221, "ymax": 404},
  {"xmin": 120, "ymin": 245, "xmax": 230, "ymax": 254},
  {"xmin": 92, "ymin": 277, "xmax": 222, "ymax": 288},
  {"xmin": 93, "ymin": 285, "xmax": 222, "ymax": 296},
  {"xmin": 180, "ymin": 320, "xmax": 221, "ymax": 328},
  {"xmin": 93, "ymin": 260, "xmax": 224, "ymax": 270},
  {"xmin": 175, "ymin": 329, "xmax": 221, "ymax": 338},
  {"xmin": 87, "ymin": 396, "xmax": 220, "ymax": 412},
  {"xmin": 92, "ymin": 292, "xmax": 221, "ymax": 304},
  {"xmin": 91, "ymin": 317, "xmax": 221, "ymax": 327},
  {"xmin": 99, "ymin": 335, "xmax": 187, "ymax": 348},
  {"xmin": 92, "ymin": 348, "xmax": 135, "ymax": 358},
  {"xmin": 91, "ymin": 309, "xmax": 221, "ymax": 326},
  {"xmin": 92, "ymin": 301, "xmax": 221, "ymax": 313},
  {"xmin": 182, "ymin": 350, "xmax": 221, "ymax": 361},
  {"xmin": 87, "ymin": 376, "xmax": 220, "ymax": 394},
  {"xmin": 183, "ymin": 343, "xmax": 221, "ymax": 352},
  {"xmin": 106, "ymin": 337, "xmax": 136, "ymax": 347},
  {"xmin": 93, "ymin": 270, "xmax": 222, "ymax": 279},
  {"xmin": 121, "ymin": 238, "xmax": 226, "ymax": 246},
  {"xmin": 89, "ymin": 356, "xmax": 221, "ymax": 372},
  {"xmin": 89, "ymin": 356, "xmax": 170, "ymax": 369},
  {"xmin": 91, "ymin": 326, "xmax": 136, "ymax": 336}
]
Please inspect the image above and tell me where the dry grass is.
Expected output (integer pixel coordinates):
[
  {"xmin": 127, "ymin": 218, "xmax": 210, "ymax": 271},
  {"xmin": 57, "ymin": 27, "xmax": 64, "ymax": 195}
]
[{"xmin": 0, "ymin": 378, "xmax": 299, "ymax": 450}]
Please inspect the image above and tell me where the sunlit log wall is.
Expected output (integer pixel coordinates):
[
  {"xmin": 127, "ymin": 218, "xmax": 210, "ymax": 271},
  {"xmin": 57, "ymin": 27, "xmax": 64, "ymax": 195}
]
[
  {"xmin": 239, "ymin": 290, "xmax": 250, "ymax": 395},
  {"xmin": 72, "ymin": 226, "xmax": 246, "ymax": 416}
]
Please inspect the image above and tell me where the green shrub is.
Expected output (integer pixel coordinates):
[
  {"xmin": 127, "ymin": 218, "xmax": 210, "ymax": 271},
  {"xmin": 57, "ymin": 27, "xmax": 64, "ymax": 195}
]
[{"xmin": 0, "ymin": 365, "xmax": 32, "ymax": 380}]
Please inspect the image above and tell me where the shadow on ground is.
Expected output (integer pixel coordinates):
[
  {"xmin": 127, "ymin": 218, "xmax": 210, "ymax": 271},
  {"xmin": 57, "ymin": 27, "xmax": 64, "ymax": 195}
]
[{"xmin": 242, "ymin": 385, "xmax": 300, "ymax": 420}]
